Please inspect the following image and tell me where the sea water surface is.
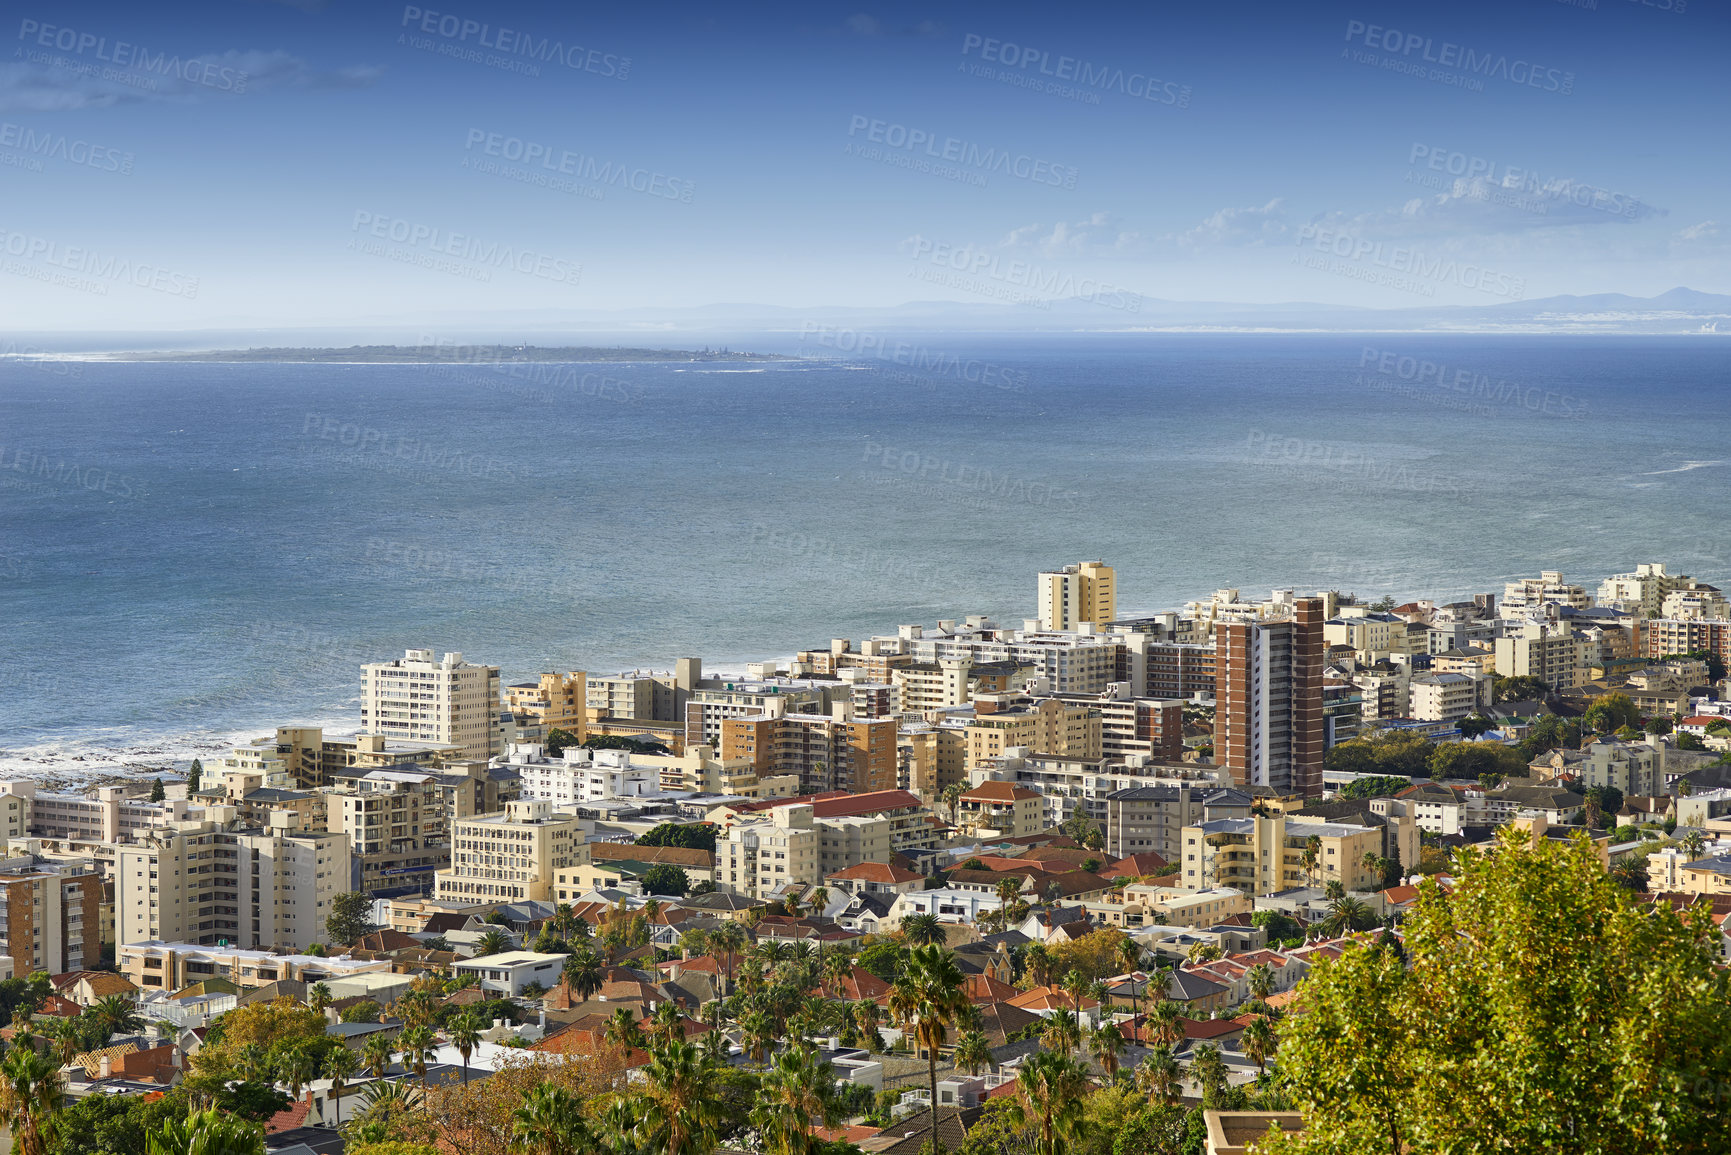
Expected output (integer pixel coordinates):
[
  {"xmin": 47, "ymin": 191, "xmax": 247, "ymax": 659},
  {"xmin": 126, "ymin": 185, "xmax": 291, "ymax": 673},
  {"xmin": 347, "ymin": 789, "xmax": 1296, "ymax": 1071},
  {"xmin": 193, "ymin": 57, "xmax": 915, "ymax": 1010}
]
[{"xmin": 1, "ymin": 333, "xmax": 1727, "ymax": 782}]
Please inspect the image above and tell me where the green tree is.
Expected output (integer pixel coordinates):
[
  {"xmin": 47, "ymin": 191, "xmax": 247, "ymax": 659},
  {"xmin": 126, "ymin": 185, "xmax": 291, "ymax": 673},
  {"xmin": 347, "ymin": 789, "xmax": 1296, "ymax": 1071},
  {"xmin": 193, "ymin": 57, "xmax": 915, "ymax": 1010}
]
[
  {"xmin": 543, "ymin": 728, "xmax": 581, "ymax": 758},
  {"xmin": 1010, "ymin": 1051, "xmax": 1089, "ymax": 1155},
  {"xmin": 1335, "ymin": 776, "xmax": 1411, "ymax": 801},
  {"xmin": 447, "ymin": 1013, "xmax": 483, "ymax": 1085},
  {"xmin": 340, "ymin": 999, "xmax": 382, "ymax": 1024},
  {"xmin": 888, "ymin": 945, "xmax": 969, "ymax": 1155},
  {"xmin": 752, "ymin": 1043, "xmax": 841, "ymax": 1155},
  {"xmin": 396, "ymin": 1025, "xmax": 436, "ymax": 1088},
  {"xmin": 640, "ymin": 864, "xmax": 691, "ymax": 897},
  {"xmin": 899, "ymin": 913, "xmax": 945, "ymax": 947},
  {"xmin": 1678, "ymin": 732, "xmax": 1708, "ymax": 751},
  {"xmin": 1584, "ymin": 693, "xmax": 1640, "ymax": 734},
  {"xmin": 150, "ymin": 778, "xmax": 166, "ymax": 803},
  {"xmin": 856, "ymin": 941, "xmax": 904, "ymax": 984},
  {"xmin": 143, "ymin": 1107, "xmax": 264, "ymax": 1155},
  {"xmin": 953, "ymin": 1029, "xmax": 993, "ymax": 1076},
  {"xmin": 635, "ymin": 823, "xmax": 718, "ymax": 852},
  {"xmin": 1456, "ymin": 714, "xmax": 1495, "ymax": 739},
  {"xmin": 325, "ymin": 891, "xmax": 373, "ymax": 948},
  {"xmin": 0, "ymin": 1043, "xmax": 62, "ymax": 1155},
  {"xmin": 509, "ymin": 1084, "xmax": 594, "ymax": 1155},
  {"xmin": 633, "ymin": 1040, "xmax": 724, "ymax": 1155},
  {"xmin": 1493, "ymin": 675, "xmax": 1549, "ymax": 703},
  {"xmin": 187, "ymin": 760, "xmax": 203, "ymax": 794},
  {"xmin": 322, "ymin": 1048, "xmax": 360, "ymax": 1129},
  {"xmin": 90, "ymin": 993, "xmax": 144, "ymax": 1041},
  {"xmin": 474, "ymin": 929, "xmax": 513, "ymax": 958},
  {"xmin": 562, "ymin": 947, "xmax": 604, "ymax": 1002},
  {"xmin": 1269, "ymin": 828, "xmax": 1731, "ymax": 1154}
]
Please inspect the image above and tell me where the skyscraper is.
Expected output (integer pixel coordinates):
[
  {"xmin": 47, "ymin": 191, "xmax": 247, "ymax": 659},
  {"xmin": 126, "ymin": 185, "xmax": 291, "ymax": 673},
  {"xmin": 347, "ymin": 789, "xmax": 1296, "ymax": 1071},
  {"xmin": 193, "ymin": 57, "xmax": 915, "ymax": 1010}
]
[
  {"xmin": 1037, "ymin": 561, "xmax": 1117, "ymax": 631},
  {"xmin": 361, "ymin": 649, "xmax": 501, "ymax": 761},
  {"xmin": 1213, "ymin": 596, "xmax": 1324, "ymax": 797}
]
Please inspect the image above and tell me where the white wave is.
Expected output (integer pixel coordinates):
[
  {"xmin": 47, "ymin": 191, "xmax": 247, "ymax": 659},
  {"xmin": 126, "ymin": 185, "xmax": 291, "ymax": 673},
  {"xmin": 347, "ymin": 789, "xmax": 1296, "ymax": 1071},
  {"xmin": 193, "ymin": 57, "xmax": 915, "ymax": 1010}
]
[{"xmin": 1641, "ymin": 460, "xmax": 1724, "ymax": 475}]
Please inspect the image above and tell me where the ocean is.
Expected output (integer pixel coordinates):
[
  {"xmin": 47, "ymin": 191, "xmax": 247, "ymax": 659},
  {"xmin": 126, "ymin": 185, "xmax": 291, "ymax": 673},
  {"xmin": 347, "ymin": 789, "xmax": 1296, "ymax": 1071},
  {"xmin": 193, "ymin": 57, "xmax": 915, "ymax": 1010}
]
[{"xmin": 2, "ymin": 332, "xmax": 1727, "ymax": 784}]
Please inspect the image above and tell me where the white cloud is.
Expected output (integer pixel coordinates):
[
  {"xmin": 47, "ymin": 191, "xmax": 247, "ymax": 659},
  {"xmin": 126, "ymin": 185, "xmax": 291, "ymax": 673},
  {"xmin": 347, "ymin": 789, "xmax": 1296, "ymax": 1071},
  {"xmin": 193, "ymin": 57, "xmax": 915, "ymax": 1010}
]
[
  {"xmin": 1000, "ymin": 212, "xmax": 1143, "ymax": 257},
  {"xmin": 1165, "ymin": 198, "xmax": 1288, "ymax": 250},
  {"xmin": 0, "ymin": 50, "xmax": 382, "ymax": 112}
]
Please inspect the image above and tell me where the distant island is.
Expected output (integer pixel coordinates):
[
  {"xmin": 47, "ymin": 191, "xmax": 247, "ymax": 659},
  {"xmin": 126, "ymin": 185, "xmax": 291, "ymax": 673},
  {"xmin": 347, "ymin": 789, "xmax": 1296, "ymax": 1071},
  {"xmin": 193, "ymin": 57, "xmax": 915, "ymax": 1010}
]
[{"xmin": 91, "ymin": 344, "xmax": 794, "ymax": 363}]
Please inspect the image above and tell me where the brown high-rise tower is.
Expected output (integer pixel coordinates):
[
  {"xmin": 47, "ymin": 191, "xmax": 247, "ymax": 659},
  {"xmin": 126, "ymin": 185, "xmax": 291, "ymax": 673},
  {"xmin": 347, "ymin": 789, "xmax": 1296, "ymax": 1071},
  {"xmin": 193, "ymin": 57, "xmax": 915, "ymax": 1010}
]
[{"xmin": 1213, "ymin": 596, "xmax": 1325, "ymax": 797}]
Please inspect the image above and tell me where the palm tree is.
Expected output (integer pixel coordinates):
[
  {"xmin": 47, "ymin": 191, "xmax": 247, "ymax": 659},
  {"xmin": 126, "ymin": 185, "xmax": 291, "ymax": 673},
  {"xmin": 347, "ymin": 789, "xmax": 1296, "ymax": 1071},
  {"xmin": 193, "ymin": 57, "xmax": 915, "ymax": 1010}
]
[
  {"xmin": 1011, "ymin": 1050, "xmax": 1089, "ymax": 1155},
  {"xmin": 953, "ymin": 1029, "xmax": 992, "ymax": 1075},
  {"xmin": 850, "ymin": 1000, "xmax": 881, "ymax": 1050},
  {"xmin": 1301, "ymin": 834, "xmax": 1322, "ymax": 887},
  {"xmin": 235, "ymin": 1042, "xmax": 271, "ymax": 1084},
  {"xmin": 740, "ymin": 1009, "xmax": 777, "ymax": 1064},
  {"xmin": 995, "ymin": 876, "xmax": 1023, "ymax": 908},
  {"xmin": 752, "ymin": 1043, "xmax": 841, "ymax": 1155},
  {"xmin": 1061, "ymin": 969, "xmax": 1089, "ymax": 1017},
  {"xmin": 942, "ymin": 783, "xmax": 964, "ymax": 824},
  {"xmin": 308, "ymin": 983, "xmax": 334, "ymax": 1015},
  {"xmin": 1241, "ymin": 1016, "xmax": 1277, "ymax": 1074},
  {"xmin": 1187, "ymin": 1043, "xmax": 1228, "ymax": 1106},
  {"xmin": 756, "ymin": 940, "xmax": 789, "ymax": 967},
  {"xmin": 808, "ymin": 886, "xmax": 829, "ymax": 916},
  {"xmin": 511, "ymin": 1083, "xmax": 597, "ymax": 1155},
  {"xmin": 899, "ymin": 913, "xmax": 945, "ymax": 947},
  {"xmin": 397, "ymin": 1024, "xmax": 437, "ymax": 1088},
  {"xmin": 1323, "ymin": 897, "xmax": 1378, "ymax": 937},
  {"xmin": 475, "ymin": 928, "xmax": 513, "ymax": 957},
  {"xmin": 361, "ymin": 1033, "xmax": 395, "ymax": 1080},
  {"xmin": 279, "ymin": 1047, "xmax": 318, "ymax": 1105},
  {"xmin": 0, "ymin": 1044, "xmax": 61, "ymax": 1155},
  {"xmin": 447, "ymin": 1012, "xmax": 483, "ymax": 1084},
  {"xmin": 1146, "ymin": 999, "xmax": 1184, "ymax": 1047},
  {"xmin": 1246, "ymin": 963, "xmax": 1275, "ymax": 1002},
  {"xmin": 563, "ymin": 946, "xmax": 605, "ymax": 1002},
  {"xmin": 605, "ymin": 1007, "xmax": 645, "ymax": 1053},
  {"xmin": 1117, "ymin": 934, "xmax": 1142, "ymax": 976},
  {"xmin": 1360, "ymin": 849, "xmax": 1382, "ymax": 886},
  {"xmin": 144, "ymin": 1107, "xmax": 265, "ymax": 1155},
  {"xmin": 1040, "ymin": 1010, "xmax": 1082, "ymax": 1059},
  {"xmin": 649, "ymin": 1000, "xmax": 685, "ymax": 1046},
  {"xmin": 1323, "ymin": 879, "xmax": 1346, "ymax": 902},
  {"xmin": 1089, "ymin": 1022, "xmax": 1126, "ymax": 1083},
  {"xmin": 1682, "ymin": 828, "xmax": 1708, "ymax": 859},
  {"xmin": 90, "ymin": 994, "xmax": 144, "ymax": 1042},
  {"xmin": 711, "ymin": 921, "xmax": 748, "ymax": 992},
  {"xmin": 322, "ymin": 1048, "xmax": 359, "ymax": 1128},
  {"xmin": 633, "ymin": 1040, "xmax": 723, "ymax": 1155},
  {"xmin": 888, "ymin": 944, "xmax": 969, "ymax": 1155},
  {"xmin": 1135, "ymin": 1043, "xmax": 1181, "ymax": 1104},
  {"xmin": 1024, "ymin": 942, "xmax": 1056, "ymax": 988}
]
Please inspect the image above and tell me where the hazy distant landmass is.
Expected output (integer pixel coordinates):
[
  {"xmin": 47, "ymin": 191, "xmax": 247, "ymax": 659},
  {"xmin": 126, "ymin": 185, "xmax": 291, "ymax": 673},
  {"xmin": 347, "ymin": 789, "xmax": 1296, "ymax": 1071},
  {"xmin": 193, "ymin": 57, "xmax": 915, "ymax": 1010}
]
[{"xmin": 93, "ymin": 344, "xmax": 795, "ymax": 363}]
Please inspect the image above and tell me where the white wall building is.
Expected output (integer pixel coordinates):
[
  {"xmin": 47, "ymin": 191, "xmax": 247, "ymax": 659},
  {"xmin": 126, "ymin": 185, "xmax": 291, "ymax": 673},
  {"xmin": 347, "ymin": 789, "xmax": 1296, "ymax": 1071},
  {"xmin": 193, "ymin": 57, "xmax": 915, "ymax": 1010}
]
[{"xmin": 362, "ymin": 649, "xmax": 501, "ymax": 761}]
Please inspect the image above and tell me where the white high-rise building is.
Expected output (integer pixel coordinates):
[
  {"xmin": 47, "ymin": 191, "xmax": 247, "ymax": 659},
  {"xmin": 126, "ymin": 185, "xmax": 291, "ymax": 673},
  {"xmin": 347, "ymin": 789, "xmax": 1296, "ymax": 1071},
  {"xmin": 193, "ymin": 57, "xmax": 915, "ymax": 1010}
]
[{"xmin": 362, "ymin": 649, "xmax": 501, "ymax": 761}]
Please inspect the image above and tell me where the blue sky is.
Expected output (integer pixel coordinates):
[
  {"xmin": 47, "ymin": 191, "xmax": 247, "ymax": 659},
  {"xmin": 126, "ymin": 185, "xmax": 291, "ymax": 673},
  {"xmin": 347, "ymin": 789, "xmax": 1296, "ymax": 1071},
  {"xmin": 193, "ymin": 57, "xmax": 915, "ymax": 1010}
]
[{"xmin": 1, "ymin": 0, "xmax": 1726, "ymax": 329}]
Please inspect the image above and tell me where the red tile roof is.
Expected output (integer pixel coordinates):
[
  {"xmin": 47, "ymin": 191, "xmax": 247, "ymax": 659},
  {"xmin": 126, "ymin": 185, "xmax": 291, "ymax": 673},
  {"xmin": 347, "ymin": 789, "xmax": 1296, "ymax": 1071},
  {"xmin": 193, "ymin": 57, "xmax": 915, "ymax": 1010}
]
[
  {"xmin": 827, "ymin": 862, "xmax": 922, "ymax": 884},
  {"xmin": 960, "ymin": 781, "xmax": 1039, "ymax": 803},
  {"xmin": 1008, "ymin": 985, "xmax": 1099, "ymax": 1012}
]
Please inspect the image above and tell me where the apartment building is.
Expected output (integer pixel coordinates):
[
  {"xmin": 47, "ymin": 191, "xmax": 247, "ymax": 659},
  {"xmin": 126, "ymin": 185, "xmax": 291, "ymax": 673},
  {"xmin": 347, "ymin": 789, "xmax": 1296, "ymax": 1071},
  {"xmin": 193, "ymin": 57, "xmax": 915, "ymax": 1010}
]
[
  {"xmin": 1214, "ymin": 597, "xmax": 1326, "ymax": 796},
  {"xmin": 1639, "ymin": 617, "xmax": 1731, "ymax": 670},
  {"xmin": 719, "ymin": 705, "xmax": 898, "ymax": 795},
  {"xmin": 899, "ymin": 723, "xmax": 970, "ymax": 803},
  {"xmin": 1599, "ymin": 563, "xmax": 1696, "ymax": 616},
  {"xmin": 1394, "ymin": 782, "xmax": 1484, "ymax": 835},
  {"xmin": 1180, "ymin": 814, "xmax": 1388, "ymax": 895},
  {"xmin": 964, "ymin": 696, "xmax": 1101, "ymax": 769},
  {"xmin": 585, "ymin": 659, "xmax": 701, "ymax": 723},
  {"xmin": 0, "ymin": 779, "xmax": 173, "ymax": 844},
  {"xmin": 1409, "ymin": 672, "xmax": 1490, "ymax": 722},
  {"xmin": 955, "ymin": 781, "xmax": 1044, "ymax": 839},
  {"xmin": 238, "ymin": 729, "xmax": 466, "ymax": 792},
  {"xmin": 435, "ymin": 799, "xmax": 588, "ymax": 904},
  {"xmin": 505, "ymin": 745, "xmax": 661, "ymax": 808},
  {"xmin": 716, "ymin": 803, "xmax": 821, "ymax": 898},
  {"xmin": 1103, "ymin": 783, "xmax": 1256, "ymax": 860},
  {"xmin": 1495, "ymin": 622, "xmax": 1584, "ymax": 691},
  {"xmin": 361, "ymin": 649, "xmax": 501, "ymax": 761},
  {"xmin": 0, "ymin": 849, "xmax": 104, "ymax": 974},
  {"xmin": 1037, "ymin": 561, "xmax": 1117, "ymax": 631},
  {"xmin": 972, "ymin": 749, "xmax": 1232, "ymax": 836},
  {"xmin": 683, "ymin": 678, "xmax": 841, "ymax": 748},
  {"xmin": 1045, "ymin": 689, "xmax": 1185, "ymax": 762},
  {"xmin": 716, "ymin": 790, "xmax": 940, "ymax": 857},
  {"xmin": 1502, "ymin": 571, "xmax": 1592, "ymax": 613},
  {"xmin": 119, "ymin": 941, "xmax": 389, "ymax": 992},
  {"xmin": 117, "ymin": 814, "xmax": 351, "ymax": 952},
  {"xmin": 506, "ymin": 671, "xmax": 589, "ymax": 736},
  {"xmin": 324, "ymin": 772, "xmax": 452, "ymax": 895}
]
